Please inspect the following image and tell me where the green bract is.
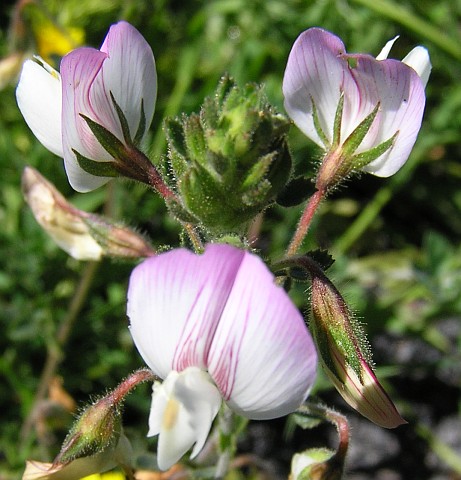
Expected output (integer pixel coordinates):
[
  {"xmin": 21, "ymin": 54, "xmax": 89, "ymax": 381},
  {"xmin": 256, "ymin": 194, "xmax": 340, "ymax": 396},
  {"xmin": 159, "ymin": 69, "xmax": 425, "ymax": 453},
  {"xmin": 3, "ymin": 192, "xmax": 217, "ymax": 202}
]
[{"xmin": 164, "ymin": 75, "xmax": 292, "ymax": 233}]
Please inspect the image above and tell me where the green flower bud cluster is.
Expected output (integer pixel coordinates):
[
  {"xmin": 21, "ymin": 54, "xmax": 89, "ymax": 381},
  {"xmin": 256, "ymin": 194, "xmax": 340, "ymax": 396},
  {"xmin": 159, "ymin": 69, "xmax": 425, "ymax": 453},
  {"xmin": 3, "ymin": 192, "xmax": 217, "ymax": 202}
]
[{"xmin": 164, "ymin": 75, "xmax": 292, "ymax": 233}]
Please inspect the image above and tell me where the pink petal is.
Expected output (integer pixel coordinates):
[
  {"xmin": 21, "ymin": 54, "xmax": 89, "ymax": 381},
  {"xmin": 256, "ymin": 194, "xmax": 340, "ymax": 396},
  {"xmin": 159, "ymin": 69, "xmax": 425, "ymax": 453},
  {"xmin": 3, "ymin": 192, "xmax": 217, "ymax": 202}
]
[
  {"xmin": 61, "ymin": 47, "xmax": 115, "ymax": 192},
  {"xmin": 283, "ymin": 28, "xmax": 357, "ymax": 148},
  {"xmin": 208, "ymin": 251, "xmax": 317, "ymax": 419},
  {"xmin": 283, "ymin": 28, "xmax": 426, "ymax": 177},
  {"xmin": 351, "ymin": 56, "xmax": 425, "ymax": 176},
  {"xmin": 127, "ymin": 244, "xmax": 245, "ymax": 379},
  {"xmin": 99, "ymin": 21, "xmax": 157, "ymax": 140}
]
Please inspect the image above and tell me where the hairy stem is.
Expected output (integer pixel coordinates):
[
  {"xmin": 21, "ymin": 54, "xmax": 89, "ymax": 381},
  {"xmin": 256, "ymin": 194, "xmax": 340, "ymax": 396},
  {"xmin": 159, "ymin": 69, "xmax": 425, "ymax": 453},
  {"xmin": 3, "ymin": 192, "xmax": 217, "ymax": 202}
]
[{"xmin": 286, "ymin": 188, "xmax": 325, "ymax": 257}]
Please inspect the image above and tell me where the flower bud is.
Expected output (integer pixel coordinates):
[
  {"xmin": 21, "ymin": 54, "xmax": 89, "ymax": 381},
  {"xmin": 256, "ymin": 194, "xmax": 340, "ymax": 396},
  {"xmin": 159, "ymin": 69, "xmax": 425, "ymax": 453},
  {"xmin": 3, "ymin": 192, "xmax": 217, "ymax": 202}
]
[
  {"xmin": 308, "ymin": 262, "xmax": 406, "ymax": 429},
  {"xmin": 22, "ymin": 370, "xmax": 154, "ymax": 480},
  {"xmin": 22, "ymin": 167, "xmax": 155, "ymax": 260},
  {"xmin": 164, "ymin": 75, "xmax": 292, "ymax": 233},
  {"xmin": 290, "ymin": 448, "xmax": 342, "ymax": 480},
  {"xmin": 55, "ymin": 395, "xmax": 122, "ymax": 465}
]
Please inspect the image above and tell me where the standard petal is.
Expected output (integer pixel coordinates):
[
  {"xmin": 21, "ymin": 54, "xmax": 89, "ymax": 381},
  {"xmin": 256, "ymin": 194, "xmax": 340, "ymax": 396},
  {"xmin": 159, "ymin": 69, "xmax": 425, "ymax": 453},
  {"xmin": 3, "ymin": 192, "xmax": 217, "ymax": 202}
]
[
  {"xmin": 16, "ymin": 59, "xmax": 63, "ymax": 157},
  {"xmin": 149, "ymin": 368, "xmax": 221, "ymax": 470},
  {"xmin": 127, "ymin": 244, "xmax": 246, "ymax": 379},
  {"xmin": 208, "ymin": 250, "xmax": 317, "ymax": 420},
  {"xmin": 402, "ymin": 46, "xmax": 431, "ymax": 88},
  {"xmin": 99, "ymin": 21, "xmax": 157, "ymax": 141},
  {"xmin": 283, "ymin": 28, "xmax": 351, "ymax": 148}
]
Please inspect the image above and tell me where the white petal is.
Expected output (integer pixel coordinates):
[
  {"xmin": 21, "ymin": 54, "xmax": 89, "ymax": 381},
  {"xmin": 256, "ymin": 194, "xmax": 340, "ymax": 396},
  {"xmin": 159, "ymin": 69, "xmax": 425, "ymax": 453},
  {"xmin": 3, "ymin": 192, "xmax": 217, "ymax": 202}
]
[
  {"xmin": 16, "ymin": 59, "xmax": 63, "ymax": 157},
  {"xmin": 208, "ymin": 250, "xmax": 317, "ymax": 419},
  {"xmin": 149, "ymin": 368, "xmax": 221, "ymax": 470},
  {"xmin": 402, "ymin": 46, "xmax": 431, "ymax": 88},
  {"xmin": 375, "ymin": 36, "xmax": 399, "ymax": 60}
]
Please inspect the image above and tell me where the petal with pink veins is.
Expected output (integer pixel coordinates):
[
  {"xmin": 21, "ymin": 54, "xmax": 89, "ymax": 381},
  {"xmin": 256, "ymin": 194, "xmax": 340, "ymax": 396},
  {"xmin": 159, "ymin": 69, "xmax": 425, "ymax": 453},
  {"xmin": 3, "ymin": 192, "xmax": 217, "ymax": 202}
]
[
  {"xmin": 127, "ymin": 244, "xmax": 245, "ymax": 379},
  {"xmin": 208, "ymin": 249, "xmax": 317, "ymax": 419}
]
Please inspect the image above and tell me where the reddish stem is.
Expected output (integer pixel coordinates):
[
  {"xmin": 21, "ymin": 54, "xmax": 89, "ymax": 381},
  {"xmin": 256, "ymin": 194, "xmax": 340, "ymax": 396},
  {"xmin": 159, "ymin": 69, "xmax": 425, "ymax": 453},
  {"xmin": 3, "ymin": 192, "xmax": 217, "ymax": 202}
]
[
  {"xmin": 111, "ymin": 368, "xmax": 157, "ymax": 404},
  {"xmin": 286, "ymin": 188, "xmax": 325, "ymax": 257}
]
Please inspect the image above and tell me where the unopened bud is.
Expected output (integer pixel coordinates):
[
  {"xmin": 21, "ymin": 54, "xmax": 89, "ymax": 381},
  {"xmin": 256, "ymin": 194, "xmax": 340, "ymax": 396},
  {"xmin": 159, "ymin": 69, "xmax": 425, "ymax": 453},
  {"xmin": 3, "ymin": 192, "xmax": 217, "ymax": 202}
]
[
  {"xmin": 164, "ymin": 74, "xmax": 292, "ymax": 233},
  {"xmin": 22, "ymin": 167, "xmax": 155, "ymax": 260},
  {"xmin": 55, "ymin": 395, "xmax": 122, "ymax": 465},
  {"xmin": 308, "ymin": 261, "xmax": 406, "ymax": 428},
  {"xmin": 82, "ymin": 215, "xmax": 155, "ymax": 259},
  {"xmin": 290, "ymin": 448, "xmax": 342, "ymax": 480}
]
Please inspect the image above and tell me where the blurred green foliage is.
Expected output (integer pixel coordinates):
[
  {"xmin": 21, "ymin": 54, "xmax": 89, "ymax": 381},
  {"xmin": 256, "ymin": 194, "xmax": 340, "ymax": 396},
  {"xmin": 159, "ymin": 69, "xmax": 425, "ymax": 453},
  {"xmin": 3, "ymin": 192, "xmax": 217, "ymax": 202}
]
[{"xmin": 1, "ymin": 0, "xmax": 461, "ymax": 478}]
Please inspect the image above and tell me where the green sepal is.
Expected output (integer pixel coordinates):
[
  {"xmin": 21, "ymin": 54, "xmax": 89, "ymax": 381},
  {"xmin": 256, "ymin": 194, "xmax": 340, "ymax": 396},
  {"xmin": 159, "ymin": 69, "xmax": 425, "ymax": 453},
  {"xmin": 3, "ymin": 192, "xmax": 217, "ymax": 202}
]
[
  {"xmin": 332, "ymin": 92, "xmax": 344, "ymax": 148},
  {"xmin": 311, "ymin": 95, "xmax": 330, "ymax": 149},
  {"xmin": 133, "ymin": 101, "xmax": 146, "ymax": 146},
  {"xmin": 109, "ymin": 91, "xmax": 146, "ymax": 147},
  {"xmin": 311, "ymin": 295, "xmax": 367, "ymax": 384},
  {"xmin": 241, "ymin": 152, "xmax": 274, "ymax": 191},
  {"xmin": 183, "ymin": 114, "xmax": 208, "ymax": 168},
  {"xmin": 55, "ymin": 400, "xmax": 122, "ymax": 464},
  {"xmin": 349, "ymin": 131, "xmax": 398, "ymax": 169},
  {"xmin": 241, "ymin": 179, "xmax": 271, "ymax": 207},
  {"xmin": 110, "ymin": 92, "xmax": 132, "ymax": 146},
  {"xmin": 165, "ymin": 197, "xmax": 200, "ymax": 224},
  {"xmin": 73, "ymin": 149, "xmax": 119, "ymax": 178},
  {"xmin": 79, "ymin": 114, "xmax": 125, "ymax": 159},
  {"xmin": 341, "ymin": 102, "xmax": 380, "ymax": 157},
  {"xmin": 164, "ymin": 117, "xmax": 189, "ymax": 179},
  {"xmin": 291, "ymin": 412, "xmax": 323, "ymax": 430}
]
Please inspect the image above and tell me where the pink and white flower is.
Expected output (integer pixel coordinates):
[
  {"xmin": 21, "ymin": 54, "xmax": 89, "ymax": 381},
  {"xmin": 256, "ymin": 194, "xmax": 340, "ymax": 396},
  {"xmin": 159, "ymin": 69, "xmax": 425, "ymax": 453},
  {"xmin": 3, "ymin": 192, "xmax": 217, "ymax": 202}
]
[
  {"xmin": 283, "ymin": 28, "xmax": 430, "ymax": 184},
  {"xmin": 16, "ymin": 21, "xmax": 156, "ymax": 192},
  {"xmin": 127, "ymin": 244, "xmax": 317, "ymax": 470}
]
